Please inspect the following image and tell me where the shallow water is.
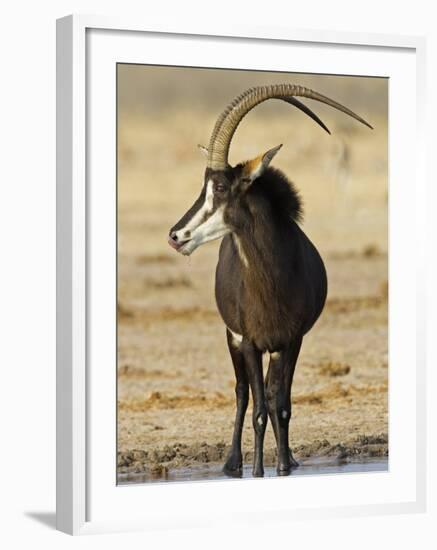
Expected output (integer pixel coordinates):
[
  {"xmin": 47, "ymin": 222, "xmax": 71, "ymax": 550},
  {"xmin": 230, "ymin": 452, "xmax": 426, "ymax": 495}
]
[{"xmin": 118, "ymin": 456, "xmax": 388, "ymax": 485}]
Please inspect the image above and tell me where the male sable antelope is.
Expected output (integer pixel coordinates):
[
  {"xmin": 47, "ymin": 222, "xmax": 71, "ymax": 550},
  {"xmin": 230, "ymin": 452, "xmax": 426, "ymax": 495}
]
[{"xmin": 168, "ymin": 84, "xmax": 371, "ymax": 477}]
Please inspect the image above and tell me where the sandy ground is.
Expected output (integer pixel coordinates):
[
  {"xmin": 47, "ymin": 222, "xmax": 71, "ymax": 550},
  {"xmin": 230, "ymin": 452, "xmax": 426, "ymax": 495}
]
[{"xmin": 116, "ymin": 74, "xmax": 388, "ymax": 477}]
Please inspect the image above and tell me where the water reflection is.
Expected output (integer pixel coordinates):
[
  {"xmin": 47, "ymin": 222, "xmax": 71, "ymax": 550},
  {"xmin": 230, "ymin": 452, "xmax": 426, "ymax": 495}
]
[{"xmin": 118, "ymin": 457, "xmax": 388, "ymax": 485}]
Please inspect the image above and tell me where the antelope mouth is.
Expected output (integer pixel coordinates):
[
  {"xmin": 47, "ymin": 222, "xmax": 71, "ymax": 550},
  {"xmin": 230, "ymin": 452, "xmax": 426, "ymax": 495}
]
[{"xmin": 167, "ymin": 236, "xmax": 192, "ymax": 254}]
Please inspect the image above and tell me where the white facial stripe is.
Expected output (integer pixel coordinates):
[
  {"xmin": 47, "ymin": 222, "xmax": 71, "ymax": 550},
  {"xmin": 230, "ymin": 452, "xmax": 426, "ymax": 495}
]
[
  {"xmin": 175, "ymin": 180, "xmax": 214, "ymax": 236},
  {"xmin": 205, "ymin": 179, "xmax": 214, "ymax": 209},
  {"xmin": 191, "ymin": 206, "xmax": 228, "ymax": 243},
  {"xmin": 180, "ymin": 206, "xmax": 230, "ymax": 255}
]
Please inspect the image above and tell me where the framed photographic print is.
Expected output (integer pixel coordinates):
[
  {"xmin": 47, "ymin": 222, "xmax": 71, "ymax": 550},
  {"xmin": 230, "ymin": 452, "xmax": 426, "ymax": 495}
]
[{"xmin": 56, "ymin": 15, "xmax": 427, "ymax": 535}]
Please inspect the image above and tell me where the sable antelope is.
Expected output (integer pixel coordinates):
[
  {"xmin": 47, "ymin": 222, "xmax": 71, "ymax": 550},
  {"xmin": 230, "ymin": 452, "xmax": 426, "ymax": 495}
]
[{"xmin": 168, "ymin": 84, "xmax": 371, "ymax": 477}]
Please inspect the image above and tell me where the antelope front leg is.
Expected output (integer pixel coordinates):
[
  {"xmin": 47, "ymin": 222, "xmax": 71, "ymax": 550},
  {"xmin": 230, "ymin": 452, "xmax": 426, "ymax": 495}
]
[
  {"xmin": 266, "ymin": 338, "xmax": 302, "ymax": 475},
  {"xmin": 223, "ymin": 329, "xmax": 249, "ymax": 477},
  {"xmin": 265, "ymin": 351, "xmax": 290, "ymax": 474},
  {"xmin": 265, "ymin": 369, "xmax": 298, "ymax": 470},
  {"xmin": 241, "ymin": 340, "xmax": 267, "ymax": 477}
]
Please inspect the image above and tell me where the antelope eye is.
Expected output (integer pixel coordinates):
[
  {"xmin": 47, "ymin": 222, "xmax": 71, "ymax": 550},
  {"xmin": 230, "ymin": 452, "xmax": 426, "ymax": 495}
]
[{"xmin": 214, "ymin": 182, "xmax": 226, "ymax": 193}]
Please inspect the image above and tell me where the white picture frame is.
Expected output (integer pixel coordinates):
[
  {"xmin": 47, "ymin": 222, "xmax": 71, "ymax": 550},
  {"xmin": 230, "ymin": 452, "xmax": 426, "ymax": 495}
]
[{"xmin": 56, "ymin": 14, "xmax": 427, "ymax": 535}]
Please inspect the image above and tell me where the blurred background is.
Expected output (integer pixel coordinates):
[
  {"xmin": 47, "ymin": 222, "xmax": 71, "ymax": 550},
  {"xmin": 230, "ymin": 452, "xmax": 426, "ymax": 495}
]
[{"xmin": 117, "ymin": 65, "xmax": 388, "ymax": 480}]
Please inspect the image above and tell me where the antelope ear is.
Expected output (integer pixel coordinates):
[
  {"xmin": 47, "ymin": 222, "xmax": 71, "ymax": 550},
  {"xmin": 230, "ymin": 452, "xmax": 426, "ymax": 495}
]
[
  {"xmin": 198, "ymin": 144, "xmax": 209, "ymax": 158},
  {"xmin": 241, "ymin": 144, "xmax": 283, "ymax": 184}
]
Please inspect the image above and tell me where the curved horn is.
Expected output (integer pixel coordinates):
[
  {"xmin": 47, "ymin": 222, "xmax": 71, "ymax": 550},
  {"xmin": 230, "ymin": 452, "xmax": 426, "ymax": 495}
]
[
  {"xmin": 207, "ymin": 84, "xmax": 373, "ymax": 170},
  {"xmin": 278, "ymin": 97, "xmax": 331, "ymax": 135}
]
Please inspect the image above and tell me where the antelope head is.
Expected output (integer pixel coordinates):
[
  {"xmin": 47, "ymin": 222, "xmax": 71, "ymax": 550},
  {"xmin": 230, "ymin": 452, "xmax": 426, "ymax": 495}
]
[{"xmin": 168, "ymin": 84, "xmax": 372, "ymax": 256}]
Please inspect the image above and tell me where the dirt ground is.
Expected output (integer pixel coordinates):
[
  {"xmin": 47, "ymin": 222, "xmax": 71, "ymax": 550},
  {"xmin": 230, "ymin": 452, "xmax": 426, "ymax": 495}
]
[{"xmin": 116, "ymin": 69, "xmax": 388, "ymax": 477}]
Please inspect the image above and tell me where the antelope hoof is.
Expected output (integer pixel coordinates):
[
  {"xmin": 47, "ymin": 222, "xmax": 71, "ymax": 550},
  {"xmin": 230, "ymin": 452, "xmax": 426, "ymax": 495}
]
[
  {"xmin": 277, "ymin": 464, "xmax": 291, "ymax": 476},
  {"xmin": 252, "ymin": 465, "xmax": 264, "ymax": 478},
  {"xmin": 277, "ymin": 454, "xmax": 291, "ymax": 475},
  {"xmin": 223, "ymin": 454, "xmax": 243, "ymax": 478}
]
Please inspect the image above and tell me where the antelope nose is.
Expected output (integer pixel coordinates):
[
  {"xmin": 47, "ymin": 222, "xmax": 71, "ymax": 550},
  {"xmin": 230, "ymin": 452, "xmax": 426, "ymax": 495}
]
[{"xmin": 168, "ymin": 231, "xmax": 181, "ymax": 250}]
